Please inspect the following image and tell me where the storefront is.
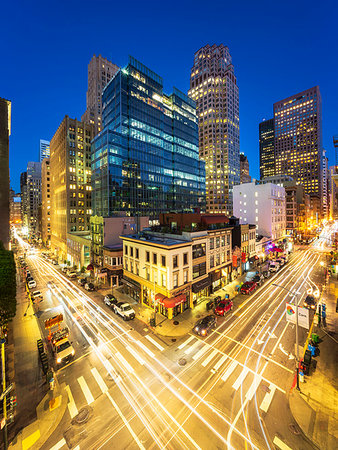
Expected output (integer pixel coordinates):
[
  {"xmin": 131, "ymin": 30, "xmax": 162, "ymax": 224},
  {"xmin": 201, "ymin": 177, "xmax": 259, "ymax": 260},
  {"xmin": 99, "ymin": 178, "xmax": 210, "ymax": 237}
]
[
  {"xmin": 192, "ymin": 275, "xmax": 211, "ymax": 305},
  {"xmin": 122, "ymin": 276, "xmax": 141, "ymax": 302},
  {"xmin": 155, "ymin": 293, "xmax": 189, "ymax": 319}
]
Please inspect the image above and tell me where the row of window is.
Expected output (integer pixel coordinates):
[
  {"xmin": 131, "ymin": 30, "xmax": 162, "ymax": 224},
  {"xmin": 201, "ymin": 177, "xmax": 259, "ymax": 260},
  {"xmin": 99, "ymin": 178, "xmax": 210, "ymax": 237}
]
[{"xmin": 124, "ymin": 245, "xmax": 189, "ymax": 268}]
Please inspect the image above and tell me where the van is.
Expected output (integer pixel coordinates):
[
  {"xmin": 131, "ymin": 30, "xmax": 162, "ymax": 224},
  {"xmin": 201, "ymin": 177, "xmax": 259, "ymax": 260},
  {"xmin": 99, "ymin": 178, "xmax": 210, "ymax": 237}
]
[{"xmin": 269, "ymin": 261, "xmax": 280, "ymax": 273}]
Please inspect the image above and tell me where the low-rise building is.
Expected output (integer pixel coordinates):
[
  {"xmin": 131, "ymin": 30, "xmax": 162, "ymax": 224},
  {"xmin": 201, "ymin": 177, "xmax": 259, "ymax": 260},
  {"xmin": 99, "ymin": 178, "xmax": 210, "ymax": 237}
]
[
  {"xmin": 66, "ymin": 232, "xmax": 91, "ymax": 269},
  {"xmin": 228, "ymin": 217, "xmax": 256, "ymax": 275}
]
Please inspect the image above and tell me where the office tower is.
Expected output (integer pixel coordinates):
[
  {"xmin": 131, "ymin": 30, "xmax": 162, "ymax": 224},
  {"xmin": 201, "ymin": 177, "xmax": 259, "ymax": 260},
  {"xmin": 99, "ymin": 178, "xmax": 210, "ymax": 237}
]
[
  {"xmin": 82, "ymin": 55, "xmax": 119, "ymax": 135},
  {"xmin": 0, "ymin": 98, "xmax": 11, "ymax": 249},
  {"xmin": 39, "ymin": 139, "xmax": 50, "ymax": 162},
  {"xmin": 240, "ymin": 153, "xmax": 251, "ymax": 183},
  {"xmin": 50, "ymin": 116, "xmax": 94, "ymax": 261},
  {"xmin": 26, "ymin": 161, "xmax": 42, "ymax": 235},
  {"xmin": 41, "ymin": 158, "xmax": 51, "ymax": 246},
  {"xmin": 274, "ymin": 87, "xmax": 323, "ymax": 216},
  {"xmin": 10, "ymin": 191, "xmax": 22, "ymax": 225},
  {"xmin": 322, "ymin": 150, "xmax": 329, "ymax": 219},
  {"xmin": 92, "ymin": 57, "xmax": 205, "ymax": 222},
  {"xmin": 259, "ymin": 118, "xmax": 275, "ymax": 179},
  {"xmin": 20, "ymin": 171, "xmax": 28, "ymax": 228},
  {"xmin": 189, "ymin": 44, "xmax": 240, "ymax": 215}
]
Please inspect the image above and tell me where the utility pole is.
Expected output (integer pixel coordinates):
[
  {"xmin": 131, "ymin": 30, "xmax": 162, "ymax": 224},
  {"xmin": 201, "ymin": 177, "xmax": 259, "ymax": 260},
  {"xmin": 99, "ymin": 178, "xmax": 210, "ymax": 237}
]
[{"xmin": 1, "ymin": 329, "xmax": 8, "ymax": 449}]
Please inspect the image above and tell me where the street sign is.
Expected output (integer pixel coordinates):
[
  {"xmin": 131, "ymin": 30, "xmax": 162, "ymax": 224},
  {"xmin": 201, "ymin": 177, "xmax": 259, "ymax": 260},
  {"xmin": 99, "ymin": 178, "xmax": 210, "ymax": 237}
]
[
  {"xmin": 0, "ymin": 417, "xmax": 5, "ymax": 429},
  {"xmin": 286, "ymin": 303, "xmax": 309, "ymax": 329},
  {"xmin": 0, "ymin": 383, "xmax": 14, "ymax": 401}
]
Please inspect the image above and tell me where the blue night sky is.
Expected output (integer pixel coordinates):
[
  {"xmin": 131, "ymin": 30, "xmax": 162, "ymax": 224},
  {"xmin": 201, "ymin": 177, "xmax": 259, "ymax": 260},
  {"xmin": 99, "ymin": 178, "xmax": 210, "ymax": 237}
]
[{"xmin": 2, "ymin": 0, "xmax": 337, "ymax": 192}]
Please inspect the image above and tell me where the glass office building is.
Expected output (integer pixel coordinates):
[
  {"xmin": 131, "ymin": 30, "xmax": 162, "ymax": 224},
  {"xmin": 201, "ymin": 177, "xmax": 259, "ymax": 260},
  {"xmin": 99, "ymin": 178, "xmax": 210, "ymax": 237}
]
[{"xmin": 92, "ymin": 57, "xmax": 205, "ymax": 221}]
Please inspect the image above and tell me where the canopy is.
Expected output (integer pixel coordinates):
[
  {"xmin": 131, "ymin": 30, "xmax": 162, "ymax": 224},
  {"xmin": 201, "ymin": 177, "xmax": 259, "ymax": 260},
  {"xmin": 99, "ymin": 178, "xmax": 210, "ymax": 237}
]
[
  {"xmin": 86, "ymin": 264, "xmax": 94, "ymax": 270},
  {"xmin": 155, "ymin": 293, "xmax": 186, "ymax": 309}
]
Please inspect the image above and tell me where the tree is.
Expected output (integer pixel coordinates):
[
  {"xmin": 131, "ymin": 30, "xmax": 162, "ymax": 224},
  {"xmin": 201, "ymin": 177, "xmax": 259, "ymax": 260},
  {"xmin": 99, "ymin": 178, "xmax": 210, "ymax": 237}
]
[{"xmin": 0, "ymin": 241, "xmax": 16, "ymax": 327}]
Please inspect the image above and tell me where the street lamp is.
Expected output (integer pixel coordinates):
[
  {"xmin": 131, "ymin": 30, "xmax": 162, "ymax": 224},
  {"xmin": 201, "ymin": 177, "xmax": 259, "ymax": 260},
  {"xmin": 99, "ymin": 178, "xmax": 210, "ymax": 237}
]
[{"xmin": 272, "ymin": 283, "xmax": 301, "ymax": 390}]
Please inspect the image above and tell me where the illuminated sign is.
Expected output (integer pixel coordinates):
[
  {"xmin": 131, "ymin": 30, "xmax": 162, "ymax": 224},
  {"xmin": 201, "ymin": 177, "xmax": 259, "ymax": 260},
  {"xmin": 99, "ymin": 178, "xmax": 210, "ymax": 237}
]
[{"xmin": 285, "ymin": 303, "xmax": 309, "ymax": 329}]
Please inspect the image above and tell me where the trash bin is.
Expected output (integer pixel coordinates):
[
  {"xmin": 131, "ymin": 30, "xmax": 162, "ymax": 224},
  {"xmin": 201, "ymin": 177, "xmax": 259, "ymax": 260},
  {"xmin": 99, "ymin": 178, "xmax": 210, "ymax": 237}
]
[{"xmin": 311, "ymin": 333, "xmax": 319, "ymax": 345}]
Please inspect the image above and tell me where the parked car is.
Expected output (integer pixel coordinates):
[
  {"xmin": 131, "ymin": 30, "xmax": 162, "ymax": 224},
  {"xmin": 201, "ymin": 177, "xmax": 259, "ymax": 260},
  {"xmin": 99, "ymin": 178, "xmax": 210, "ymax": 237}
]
[
  {"xmin": 252, "ymin": 274, "xmax": 264, "ymax": 286},
  {"xmin": 67, "ymin": 271, "xmax": 78, "ymax": 278},
  {"xmin": 51, "ymin": 259, "xmax": 58, "ymax": 265},
  {"xmin": 240, "ymin": 281, "xmax": 257, "ymax": 295},
  {"xmin": 276, "ymin": 258, "xmax": 285, "ymax": 266},
  {"xmin": 269, "ymin": 261, "xmax": 280, "ymax": 272},
  {"xmin": 281, "ymin": 254, "xmax": 289, "ymax": 263},
  {"xmin": 28, "ymin": 280, "xmax": 37, "ymax": 289},
  {"xmin": 215, "ymin": 300, "xmax": 233, "ymax": 316},
  {"xmin": 303, "ymin": 295, "xmax": 316, "ymax": 310},
  {"xmin": 26, "ymin": 276, "xmax": 34, "ymax": 282},
  {"xmin": 26, "ymin": 271, "xmax": 31, "ymax": 278},
  {"xmin": 78, "ymin": 278, "xmax": 87, "ymax": 286},
  {"xmin": 104, "ymin": 294, "xmax": 118, "ymax": 307},
  {"xmin": 113, "ymin": 302, "xmax": 135, "ymax": 320},
  {"xmin": 262, "ymin": 270, "xmax": 271, "ymax": 279},
  {"xmin": 32, "ymin": 290, "xmax": 43, "ymax": 300},
  {"xmin": 193, "ymin": 315, "xmax": 217, "ymax": 336},
  {"xmin": 61, "ymin": 267, "xmax": 68, "ymax": 273},
  {"xmin": 85, "ymin": 282, "xmax": 95, "ymax": 291}
]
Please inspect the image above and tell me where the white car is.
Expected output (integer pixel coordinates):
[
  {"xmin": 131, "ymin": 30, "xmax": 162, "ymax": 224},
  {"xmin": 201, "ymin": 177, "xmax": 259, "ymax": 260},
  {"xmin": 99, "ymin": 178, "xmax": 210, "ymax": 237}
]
[
  {"xmin": 28, "ymin": 280, "xmax": 37, "ymax": 289},
  {"xmin": 269, "ymin": 262, "xmax": 279, "ymax": 273},
  {"xmin": 114, "ymin": 302, "xmax": 135, "ymax": 320},
  {"xmin": 67, "ymin": 272, "xmax": 77, "ymax": 278},
  {"xmin": 32, "ymin": 290, "xmax": 43, "ymax": 300}
]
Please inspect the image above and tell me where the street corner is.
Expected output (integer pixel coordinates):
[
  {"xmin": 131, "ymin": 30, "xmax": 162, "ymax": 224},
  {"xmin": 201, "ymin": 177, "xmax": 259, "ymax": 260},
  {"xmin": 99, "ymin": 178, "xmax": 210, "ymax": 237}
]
[{"xmin": 288, "ymin": 389, "xmax": 317, "ymax": 446}]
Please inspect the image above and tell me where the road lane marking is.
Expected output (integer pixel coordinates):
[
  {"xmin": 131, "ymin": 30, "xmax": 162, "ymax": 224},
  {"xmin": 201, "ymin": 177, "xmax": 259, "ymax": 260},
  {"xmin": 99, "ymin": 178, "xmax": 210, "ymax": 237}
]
[
  {"xmin": 77, "ymin": 376, "xmax": 95, "ymax": 405},
  {"xmin": 245, "ymin": 376, "xmax": 262, "ymax": 400},
  {"xmin": 185, "ymin": 339, "xmax": 202, "ymax": 355},
  {"xmin": 177, "ymin": 335, "xmax": 194, "ymax": 349},
  {"xmin": 273, "ymin": 436, "xmax": 292, "ymax": 450},
  {"xmin": 116, "ymin": 351, "xmax": 134, "ymax": 373},
  {"xmin": 65, "ymin": 385, "xmax": 78, "ymax": 418},
  {"xmin": 201, "ymin": 348, "xmax": 219, "ymax": 367},
  {"xmin": 91, "ymin": 367, "xmax": 108, "ymax": 393},
  {"xmin": 213, "ymin": 354, "xmax": 228, "ymax": 371},
  {"xmin": 49, "ymin": 438, "xmax": 67, "ymax": 450},
  {"xmin": 232, "ymin": 367, "xmax": 250, "ymax": 390},
  {"xmin": 220, "ymin": 360, "xmax": 237, "ymax": 381},
  {"xmin": 145, "ymin": 334, "xmax": 165, "ymax": 351},
  {"xmin": 126, "ymin": 345, "xmax": 145, "ymax": 365},
  {"xmin": 260, "ymin": 384, "xmax": 276, "ymax": 412},
  {"xmin": 137, "ymin": 341, "xmax": 155, "ymax": 358},
  {"xmin": 192, "ymin": 343, "xmax": 210, "ymax": 361}
]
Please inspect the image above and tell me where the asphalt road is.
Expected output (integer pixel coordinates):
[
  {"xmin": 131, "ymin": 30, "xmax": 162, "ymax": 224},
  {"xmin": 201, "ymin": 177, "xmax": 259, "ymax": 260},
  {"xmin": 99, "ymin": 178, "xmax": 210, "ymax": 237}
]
[{"xmin": 17, "ymin": 231, "xmax": 333, "ymax": 450}]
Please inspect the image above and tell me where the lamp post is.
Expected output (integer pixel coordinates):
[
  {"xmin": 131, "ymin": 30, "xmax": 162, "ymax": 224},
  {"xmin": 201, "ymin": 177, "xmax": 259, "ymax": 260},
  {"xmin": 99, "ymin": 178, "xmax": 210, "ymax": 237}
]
[{"xmin": 272, "ymin": 283, "xmax": 301, "ymax": 390}]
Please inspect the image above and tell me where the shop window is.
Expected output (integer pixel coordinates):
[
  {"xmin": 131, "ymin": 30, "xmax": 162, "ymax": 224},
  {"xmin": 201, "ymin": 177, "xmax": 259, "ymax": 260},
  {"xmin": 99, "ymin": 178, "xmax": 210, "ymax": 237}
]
[
  {"xmin": 153, "ymin": 253, "xmax": 157, "ymax": 265},
  {"xmin": 173, "ymin": 272, "xmax": 178, "ymax": 288},
  {"xmin": 173, "ymin": 255, "xmax": 178, "ymax": 268},
  {"xmin": 146, "ymin": 251, "xmax": 150, "ymax": 262},
  {"xmin": 192, "ymin": 243, "xmax": 206, "ymax": 259},
  {"xmin": 193, "ymin": 262, "xmax": 206, "ymax": 279},
  {"xmin": 161, "ymin": 255, "xmax": 166, "ymax": 267}
]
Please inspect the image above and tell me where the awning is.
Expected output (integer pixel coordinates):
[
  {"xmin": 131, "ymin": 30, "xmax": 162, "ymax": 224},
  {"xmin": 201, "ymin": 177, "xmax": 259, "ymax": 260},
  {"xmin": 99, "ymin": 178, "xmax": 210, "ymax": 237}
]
[
  {"xmin": 192, "ymin": 276, "xmax": 211, "ymax": 293},
  {"xmin": 87, "ymin": 264, "xmax": 94, "ymax": 270},
  {"xmin": 122, "ymin": 276, "xmax": 141, "ymax": 292},
  {"xmin": 155, "ymin": 293, "xmax": 186, "ymax": 309},
  {"xmin": 275, "ymin": 248, "xmax": 283, "ymax": 252},
  {"xmin": 97, "ymin": 272, "xmax": 107, "ymax": 278}
]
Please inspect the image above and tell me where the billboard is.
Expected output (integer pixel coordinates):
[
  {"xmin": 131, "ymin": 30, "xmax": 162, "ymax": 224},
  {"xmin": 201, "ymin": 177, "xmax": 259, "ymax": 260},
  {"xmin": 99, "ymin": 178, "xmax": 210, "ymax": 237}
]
[{"xmin": 285, "ymin": 303, "xmax": 309, "ymax": 329}]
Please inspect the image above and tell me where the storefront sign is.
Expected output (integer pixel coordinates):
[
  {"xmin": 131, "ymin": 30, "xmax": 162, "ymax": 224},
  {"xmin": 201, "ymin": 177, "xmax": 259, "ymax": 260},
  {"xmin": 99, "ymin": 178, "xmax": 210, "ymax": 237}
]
[
  {"xmin": 285, "ymin": 303, "xmax": 309, "ymax": 329},
  {"xmin": 192, "ymin": 276, "xmax": 211, "ymax": 293}
]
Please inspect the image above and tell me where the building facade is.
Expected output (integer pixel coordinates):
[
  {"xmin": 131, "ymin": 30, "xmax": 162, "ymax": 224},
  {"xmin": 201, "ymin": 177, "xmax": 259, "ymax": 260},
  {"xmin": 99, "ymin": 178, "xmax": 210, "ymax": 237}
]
[
  {"xmin": 0, "ymin": 98, "xmax": 11, "ymax": 249},
  {"xmin": 41, "ymin": 158, "xmax": 51, "ymax": 246},
  {"xmin": 322, "ymin": 150, "xmax": 329, "ymax": 219},
  {"xmin": 92, "ymin": 57, "xmax": 205, "ymax": 221},
  {"xmin": 50, "ymin": 116, "xmax": 94, "ymax": 262},
  {"xmin": 82, "ymin": 55, "xmax": 119, "ymax": 135},
  {"xmin": 233, "ymin": 181, "xmax": 286, "ymax": 241},
  {"xmin": 10, "ymin": 191, "xmax": 21, "ymax": 226},
  {"xmin": 26, "ymin": 161, "xmax": 41, "ymax": 236},
  {"xmin": 189, "ymin": 44, "xmax": 240, "ymax": 215},
  {"xmin": 240, "ymin": 153, "xmax": 251, "ymax": 183},
  {"xmin": 273, "ymin": 87, "xmax": 323, "ymax": 215},
  {"xmin": 20, "ymin": 171, "xmax": 28, "ymax": 228},
  {"xmin": 39, "ymin": 139, "xmax": 50, "ymax": 162},
  {"xmin": 329, "ymin": 166, "xmax": 338, "ymax": 219},
  {"xmin": 259, "ymin": 118, "xmax": 275, "ymax": 179}
]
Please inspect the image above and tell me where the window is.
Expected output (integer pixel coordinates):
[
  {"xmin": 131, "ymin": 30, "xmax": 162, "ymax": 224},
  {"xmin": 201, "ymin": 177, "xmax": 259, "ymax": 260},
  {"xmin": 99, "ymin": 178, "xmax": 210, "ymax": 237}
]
[
  {"xmin": 210, "ymin": 255, "xmax": 214, "ymax": 268},
  {"xmin": 173, "ymin": 255, "xmax": 178, "ymax": 268},
  {"xmin": 146, "ymin": 267, "xmax": 150, "ymax": 281},
  {"xmin": 146, "ymin": 251, "xmax": 150, "ymax": 263},
  {"xmin": 173, "ymin": 272, "xmax": 179, "ymax": 288},
  {"xmin": 216, "ymin": 237, "xmax": 220, "ymax": 248},
  {"xmin": 161, "ymin": 272, "xmax": 166, "ymax": 287},
  {"xmin": 135, "ymin": 248, "xmax": 139, "ymax": 259},
  {"xmin": 192, "ymin": 243, "xmax": 206, "ymax": 259},
  {"xmin": 216, "ymin": 254, "xmax": 220, "ymax": 266},
  {"xmin": 193, "ymin": 262, "xmax": 206, "ymax": 279},
  {"xmin": 161, "ymin": 255, "xmax": 166, "ymax": 267},
  {"xmin": 221, "ymin": 236, "xmax": 225, "ymax": 247},
  {"xmin": 210, "ymin": 238, "xmax": 214, "ymax": 250},
  {"xmin": 184, "ymin": 270, "xmax": 188, "ymax": 283},
  {"xmin": 183, "ymin": 253, "xmax": 188, "ymax": 265},
  {"xmin": 136, "ymin": 264, "xmax": 139, "ymax": 275},
  {"xmin": 130, "ymin": 247, "xmax": 133, "ymax": 257},
  {"xmin": 124, "ymin": 245, "xmax": 128, "ymax": 255},
  {"xmin": 153, "ymin": 253, "xmax": 157, "ymax": 265},
  {"xmin": 227, "ymin": 234, "xmax": 230, "ymax": 245}
]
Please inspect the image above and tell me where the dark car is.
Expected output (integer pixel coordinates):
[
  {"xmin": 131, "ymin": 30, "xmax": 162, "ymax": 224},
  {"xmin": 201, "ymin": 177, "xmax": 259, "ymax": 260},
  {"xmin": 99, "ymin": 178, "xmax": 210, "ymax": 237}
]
[
  {"xmin": 252, "ymin": 274, "xmax": 264, "ymax": 286},
  {"xmin": 240, "ymin": 281, "xmax": 257, "ymax": 295},
  {"xmin": 262, "ymin": 270, "xmax": 271, "ymax": 279},
  {"xmin": 215, "ymin": 300, "xmax": 233, "ymax": 316},
  {"xmin": 303, "ymin": 295, "xmax": 316, "ymax": 310},
  {"xmin": 78, "ymin": 278, "xmax": 87, "ymax": 286},
  {"xmin": 104, "ymin": 294, "xmax": 118, "ymax": 307},
  {"xmin": 26, "ymin": 276, "xmax": 33, "ymax": 282},
  {"xmin": 84, "ymin": 282, "xmax": 95, "ymax": 291},
  {"xmin": 193, "ymin": 315, "xmax": 217, "ymax": 337}
]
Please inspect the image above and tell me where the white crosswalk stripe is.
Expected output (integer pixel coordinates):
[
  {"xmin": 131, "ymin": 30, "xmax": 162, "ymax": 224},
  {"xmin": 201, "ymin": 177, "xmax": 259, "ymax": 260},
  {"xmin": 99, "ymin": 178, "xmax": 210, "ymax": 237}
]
[
  {"xmin": 232, "ymin": 367, "xmax": 250, "ymax": 391},
  {"xmin": 64, "ymin": 385, "xmax": 78, "ymax": 419},
  {"xmin": 126, "ymin": 345, "xmax": 145, "ymax": 365},
  {"xmin": 49, "ymin": 438, "xmax": 67, "ymax": 450},
  {"xmin": 260, "ymin": 383, "xmax": 276, "ymax": 412},
  {"xmin": 145, "ymin": 335, "xmax": 165, "ymax": 351},
  {"xmin": 91, "ymin": 367, "xmax": 108, "ymax": 393},
  {"xmin": 201, "ymin": 349, "xmax": 219, "ymax": 367},
  {"xmin": 185, "ymin": 339, "xmax": 202, "ymax": 355},
  {"xmin": 245, "ymin": 375, "xmax": 262, "ymax": 400},
  {"xmin": 212, "ymin": 354, "xmax": 228, "ymax": 372},
  {"xmin": 220, "ymin": 360, "xmax": 237, "ymax": 381},
  {"xmin": 77, "ymin": 376, "xmax": 95, "ymax": 405},
  {"xmin": 178, "ymin": 336, "xmax": 195, "ymax": 350},
  {"xmin": 192, "ymin": 343, "xmax": 210, "ymax": 361},
  {"xmin": 116, "ymin": 351, "xmax": 135, "ymax": 373}
]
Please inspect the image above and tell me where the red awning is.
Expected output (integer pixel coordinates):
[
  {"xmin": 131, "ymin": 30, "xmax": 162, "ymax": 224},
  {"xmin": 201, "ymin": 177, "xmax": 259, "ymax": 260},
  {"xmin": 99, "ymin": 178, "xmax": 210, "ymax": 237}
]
[
  {"xmin": 87, "ymin": 264, "xmax": 94, "ymax": 270},
  {"xmin": 155, "ymin": 293, "xmax": 186, "ymax": 309},
  {"xmin": 275, "ymin": 248, "xmax": 283, "ymax": 252}
]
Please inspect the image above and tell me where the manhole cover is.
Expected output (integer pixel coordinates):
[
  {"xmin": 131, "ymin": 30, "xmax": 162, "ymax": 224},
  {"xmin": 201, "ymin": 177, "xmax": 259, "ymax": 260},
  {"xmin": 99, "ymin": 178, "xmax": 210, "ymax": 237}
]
[
  {"xmin": 288, "ymin": 423, "xmax": 300, "ymax": 435},
  {"xmin": 73, "ymin": 407, "xmax": 91, "ymax": 425},
  {"xmin": 171, "ymin": 338, "xmax": 176, "ymax": 342},
  {"xmin": 173, "ymin": 321, "xmax": 179, "ymax": 325},
  {"xmin": 178, "ymin": 358, "xmax": 187, "ymax": 366}
]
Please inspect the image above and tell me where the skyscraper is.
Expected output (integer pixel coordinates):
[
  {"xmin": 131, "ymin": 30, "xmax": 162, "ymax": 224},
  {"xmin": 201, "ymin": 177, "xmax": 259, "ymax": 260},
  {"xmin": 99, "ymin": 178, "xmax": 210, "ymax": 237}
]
[
  {"xmin": 259, "ymin": 118, "xmax": 275, "ymax": 179},
  {"xmin": 274, "ymin": 86, "xmax": 323, "ymax": 215},
  {"xmin": 82, "ymin": 55, "xmax": 119, "ymax": 135},
  {"xmin": 50, "ymin": 116, "xmax": 94, "ymax": 261},
  {"xmin": 20, "ymin": 171, "xmax": 28, "ymax": 228},
  {"xmin": 92, "ymin": 57, "xmax": 205, "ymax": 222},
  {"xmin": 26, "ymin": 161, "xmax": 42, "ymax": 235},
  {"xmin": 41, "ymin": 158, "xmax": 51, "ymax": 246},
  {"xmin": 240, "ymin": 153, "xmax": 251, "ymax": 183},
  {"xmin": 189, "ymin": 44, "xmax": 240, "ymax": 215},
  {"xmin": 0, "ymin": 97, "xmax": 11, "ymax": 249},
  {"xmin": 39, "ymin": 139, "xmax": 50, "ymax": 161}
]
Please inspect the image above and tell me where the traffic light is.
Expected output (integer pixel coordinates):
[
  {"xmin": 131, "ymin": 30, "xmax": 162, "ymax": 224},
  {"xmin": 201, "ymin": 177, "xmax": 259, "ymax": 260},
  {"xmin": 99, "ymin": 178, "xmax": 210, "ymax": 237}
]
[{"xmin": 0, "ymin": 395, "xmax": 17, "ymax": 413}]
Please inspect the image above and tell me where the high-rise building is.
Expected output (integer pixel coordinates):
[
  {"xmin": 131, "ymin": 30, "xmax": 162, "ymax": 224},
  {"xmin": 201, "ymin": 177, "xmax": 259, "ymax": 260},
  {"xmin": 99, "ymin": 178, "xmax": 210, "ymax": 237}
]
[
  {"xmin": 322, "ymin": 150, "xmax": 329, "ymax": 219},
  {"xmin": 10, "ymin": 190, "xmax": 21, "ymax": 225},
  {"xmin": 329, "ymin": 166, "xmax": 338, "ymax": 219},
  {"xmin": 20, "ymin": 171, "xmax": 28, "ymax": 228},
  {"xmin": 189, "ymin": 44, "xmax": 240, "ymax": 215},
  {"xmin": 259, "ymin": 118, "xmax": 275, "ymax": 179},
  {"xmin": 50, "ymin": 116, "xmax": 94, "ymax": 261},
  {"xmin": 39, "ymin": 139, "xmax": 50, "ymax": 162},
  {"xmin": 0, "ymin": 97, "xmax": 11, "ymax": 249},
  {"xmin": 82, "ymin": 55, "xmax": 119, "ymax": 135},
  {"xmin": 26, "ymin": 161, "xmax": 42, "ymax": 235},
  {"xmin": 41, "ymin": 158, "xmax": 51, "ymax": 246},
  {"xmin": 240, "ymin": 153, "xmax": 251, "ymax": 184},
  {"xmin": 92, "ymin": 57, "xmax": 205, "ymax": 222},
  {"xmin": 274, "ymin": 87, "xmax": 323, "ymax": 216}
]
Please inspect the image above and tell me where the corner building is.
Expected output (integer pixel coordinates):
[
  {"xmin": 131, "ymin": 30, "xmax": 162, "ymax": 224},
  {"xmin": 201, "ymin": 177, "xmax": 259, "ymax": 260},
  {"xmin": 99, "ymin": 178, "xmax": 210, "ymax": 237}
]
[
  {"xmin": 92, "ymin": 57, "xmax": 205, "ymax": 222},
  {"xmin": 189, "ymin": 44, "xmax": 240, "ymax": 215}
]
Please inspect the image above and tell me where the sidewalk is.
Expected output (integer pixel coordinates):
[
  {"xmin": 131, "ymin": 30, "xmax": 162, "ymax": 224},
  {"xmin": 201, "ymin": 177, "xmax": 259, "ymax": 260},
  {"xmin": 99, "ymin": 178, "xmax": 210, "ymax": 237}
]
[{"xmin": 289, "ymin": 275, "xmax": 338, "ymax": 450}]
